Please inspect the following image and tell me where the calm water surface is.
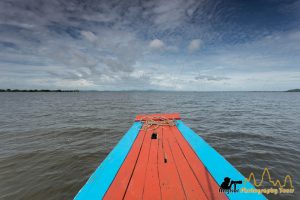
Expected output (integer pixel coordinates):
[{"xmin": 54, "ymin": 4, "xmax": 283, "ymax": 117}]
[{"xmin": 0, "ymin": 92, "xmax": 299, "ymax": 200}]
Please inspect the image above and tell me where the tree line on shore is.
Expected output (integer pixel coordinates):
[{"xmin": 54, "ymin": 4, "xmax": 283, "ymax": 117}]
[{"xmin": 0, "ymin": 89, "xmax": 79, "ymax": 92}]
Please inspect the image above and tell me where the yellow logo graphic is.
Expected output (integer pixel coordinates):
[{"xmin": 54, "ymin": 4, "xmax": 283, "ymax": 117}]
[
  {"xmin": 241, "ymin": 168, "xmax": 294, "ymax": 195},
  {"xmin": 246, "ymin": 168, "xmax": 294, "ymax": 188}
]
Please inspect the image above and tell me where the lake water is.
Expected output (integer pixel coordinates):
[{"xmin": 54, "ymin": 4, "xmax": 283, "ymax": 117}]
[{"xmin": 0, "ymin": 92, "xmax": 299, "ymax": 200}]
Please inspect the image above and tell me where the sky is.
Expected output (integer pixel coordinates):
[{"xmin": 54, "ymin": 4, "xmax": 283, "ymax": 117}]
[{"xmin": 0, "ymin": 0, "xmax": 300, "ymax": 91}]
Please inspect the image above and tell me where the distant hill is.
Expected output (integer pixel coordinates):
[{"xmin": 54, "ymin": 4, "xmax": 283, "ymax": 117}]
[{"xmin": 286, "ymin": 89, "xmax": 300, "ymax": 92}]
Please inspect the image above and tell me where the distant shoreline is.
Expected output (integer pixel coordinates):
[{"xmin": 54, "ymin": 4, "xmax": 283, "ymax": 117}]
[
  {"xmin": 286, "ymin": 89, "xmax": 300, "ymax": 92},
  {"xmin": 0, "ymin": 89, "xmax": 299, "ymax": 92},
  {"xmin": 0, "ymin": 89, "xmax": 79, "ymax": 92}
]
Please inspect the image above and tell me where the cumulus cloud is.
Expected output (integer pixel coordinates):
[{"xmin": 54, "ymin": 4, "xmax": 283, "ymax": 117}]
[
  {"xmin": 188, "ymin": 39, "xmax": 202, "ymax": 52},
  {"xmin": 148, "ymin": 39, "xmax": 180, "ymax": 52},
  {"xmin": 149, "ymin": 39, "xmax": 165, "ymax": 49},
  {"xmin": 81, "ymin": 31, "xmax": 98, "ymax": 43}
]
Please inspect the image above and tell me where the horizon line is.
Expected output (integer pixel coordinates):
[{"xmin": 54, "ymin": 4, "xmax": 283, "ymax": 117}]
[{"xmin": 1, "ymin": 89, "xmax": 299, "ymax": 92}]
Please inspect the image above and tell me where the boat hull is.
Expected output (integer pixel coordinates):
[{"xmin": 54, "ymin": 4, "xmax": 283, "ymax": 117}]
[{"xmin": 75, "ymin": 113, "xmax": 266, "ymax": 200}]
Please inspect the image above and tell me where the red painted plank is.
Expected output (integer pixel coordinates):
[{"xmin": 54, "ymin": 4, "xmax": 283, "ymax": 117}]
[
  {"xmin": 135, "ymin": 113, "xmax": 180, "ymax": 121},
  {"xmin": 157, "ymin": 127, "xmax": 187, "ymax": 200},
  {"xmin": 172, "ymin": 126, "xmax": 228, "ymax": 200},
  {"xmin": 103, "ymin": 128, "xmax": 147, "ymax": 199},
  {"xmin": 142, "ymin": 129, "xmax": 161, "ymax": 200},
  {"xmin": 164, "ymin": 126, "xmax": 208, "ymax": 200},
  {"xmin": 123, "ymin": 128, "xmax": 153, "ymax": 199}
]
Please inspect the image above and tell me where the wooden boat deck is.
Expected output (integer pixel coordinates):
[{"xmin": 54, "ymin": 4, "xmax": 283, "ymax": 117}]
[
  {"xmin": 104, "ymin": 124, "xmax": 226, "ymax": 200},
  {"xmin": 75, "ymin": 113, "xmax": 266, "ymax": 200}
]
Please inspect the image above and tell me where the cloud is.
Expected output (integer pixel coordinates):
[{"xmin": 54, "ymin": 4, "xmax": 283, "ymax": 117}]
[
  {"xmin": 0, "ymin": 0, "xmax": 300, "ymax": 91},
  {"xmin": 195, "ymin": 74, "xmax": 230, "ymax": 81},
  {"xmin": 143, "ymin": 0, "xmax": 203, "ymax": 30},
  {"xmin": 148, "ymin": 39, "xmax": 179, "ymax": 52},
  {"xmin": 149, "ymin": 39, "xmax": 165, "ymax": 49},
  {"xmin": 81, "ymin": 31, "xmax": 98, "ymax": 43},
  {"xmin": 188, "ymin": 39, "xmax": 202, "ymax": 52}
]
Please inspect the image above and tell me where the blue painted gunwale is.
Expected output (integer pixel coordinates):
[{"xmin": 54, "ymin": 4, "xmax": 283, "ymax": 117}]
[
  {"xmin": 74, "ymin": 122, "xmax": 142, "ymax": 200},
  {"xmin": 176, "ymin": 120, "xmax": 266, "ymax": 200}
]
